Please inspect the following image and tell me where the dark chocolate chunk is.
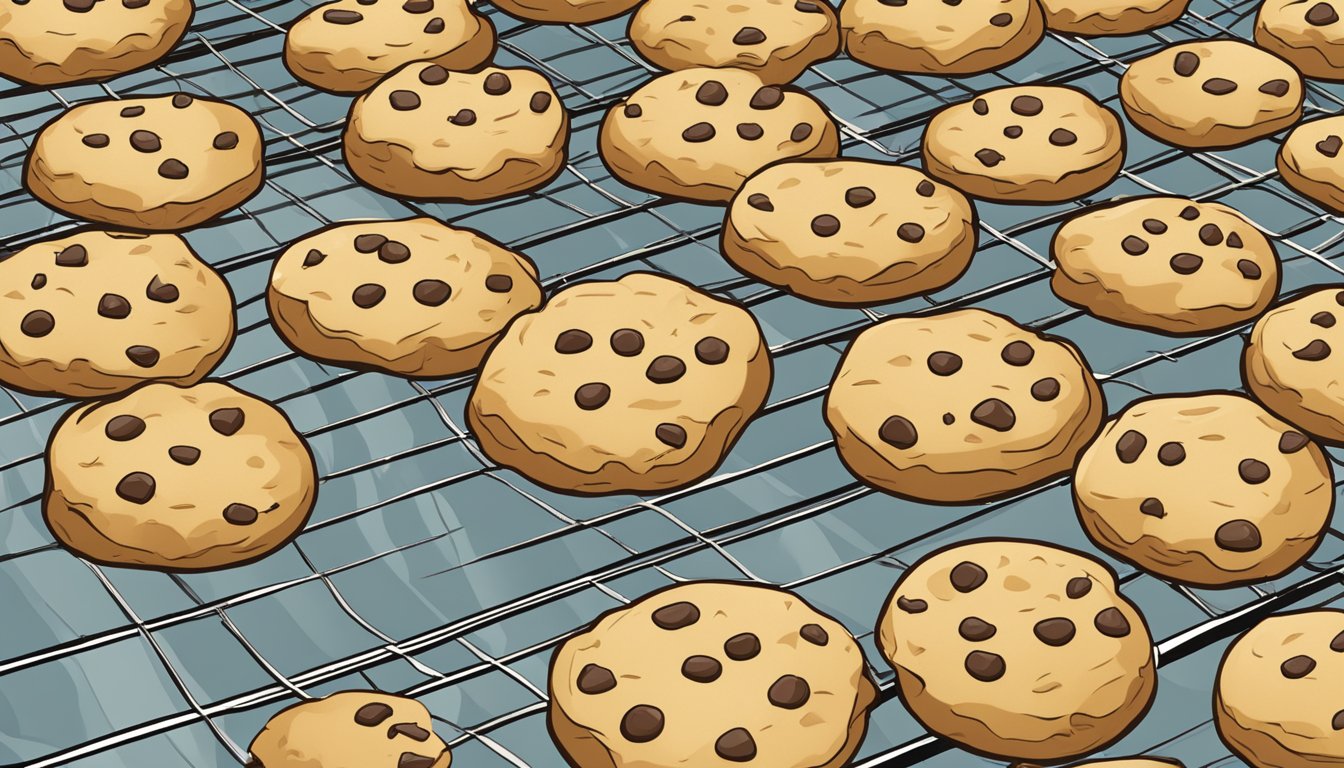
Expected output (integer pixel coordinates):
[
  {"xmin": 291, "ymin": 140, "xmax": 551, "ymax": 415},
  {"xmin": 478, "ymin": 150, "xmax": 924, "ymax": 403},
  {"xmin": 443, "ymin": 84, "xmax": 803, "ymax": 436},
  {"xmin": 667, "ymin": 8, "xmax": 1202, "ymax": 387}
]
[
  {"xmin": 1294, "ymin": 339, "xmax": 1331, "ymax": 360},
  {"xmin": 1033, "ymin": 617, "xmax": 1076, "ymax": 646},
  {"xmin": 98, "ymin": 293, "xmax": 131, "ymax": 319},
  {"xmin": 611, "ymin": 329, "xmax": 644, "ymax": 356},
  {"xmin": 682, "ymin": 655, "xmax": 722, "ymax": 683},
  {"xmin": 1140, "ymin": 497, "xmax": 1165, "ymax": 517},
  {"xmin": 389, "ymin": 90, "xmax": 421, "ymax": 110},
  {"xmin": 1281, "ymin": 654, "xmax": 1316, "ymax": 678},
  {"xmin": 116, "ymin": 472, "xmax": 156, "ymax": 504},
  {"xmin": 1280, "ymin": 431, "xmax": 1310, "ymax": 453},
  {"xmin": 951, "ymin": 561, "xmax": 988, "ymax": 592},
  {"xmin": 646, "ymin": 355, "xmax": 686, "ymax": 383},
  {"xmin": 1174, "ymin": 51, "xmax": 1200, "ymax": 76},
  {"xmin": 577, "ymin": 664, "xmax": 616, "ymax": 694},
  {"xmin": 620, "ymin": 706, "xmax": 664, "ymax": 742},
  {"xmin": 575, "ymin": 383, "xmax": 611, "ymax": 410},
  {"xmin": 927, "ymin": 351, "xmax": 962, "ymax": 375},
  {"xmin": 106, "ymin": 415, "xmax": 146, "ymax": 441},
  {"xmin": 651, "ymin": 601, "xmax": 699, "ymax": 629},
  {"xmin": 958, "ymin": 616, "xmax": 997, "ymax": 641},
  {"xmin": 352, "ymin": 283, "xmax": 386, "ymax": 308},
  {"xmin": 1031, "ymin": 377, "xmax": 1060, "ymax": 401},
  {"xmin": 1215, "ymin": 519, "xmax": 1262, "ymax": 552},
  {"xmin": 696, "ymin": 337, "xmax": 729, "ymax": 364},
  {"xmin": 683, "ymin": 122, "xmax": 716, "ymax": 142},
  {"xmin": 965, "ymin": 651, "xmax": 1005, "ymax": 682},
  {"xmin": 733, "ymin": 26, "xmax": 767, "ymax": 44},
  {"xmin": 20, "ymin": 310, "xmax": 54, "ymax": 337},
  {"xmin": 413, "ymin": 279, "xmax": 451, "ymax": 307},
  {"xmin": 971, "ymin": 398, "xmax": 1015, "ymax": 431},
  {"xmin": 483, "ymin": 72, "xmax": 512, "ymax": 95},
  {"xmin": 725, "ymin": 632, "xmax": 762, "ymax": 659},
  {"xmin": 656, "ymin": 423, "xmax": 687, "ymax": 448},
  {"xmin": 157, "ymin": 159, "xmax": 189, "ymax": 179},
  {"xmin": 1094, "ymin": 607, "xmax": 1131, "ymax": 637},
  {"xmin": 125, "ymin": 345, "xmax": 160, "ymax": 367},
  {"xmin": 169, "ymin": 446, "xmax": 201, "ymax": 465},
  {"xmin": 768, "ymin": 675, "xmax": 810, "ymax": 709},
  {"xmin": 880, "ymin": 415, "xmax": 917, "ymax": 448},
  {"xmin": 354, "ymin": 703, "xmax": 394, "ymax": 726},
  {"xmin": 696, "ymin": 81, "xmax": 728, "ymax": 105},
  {"xmin": 715, "ymin": 728, "xmax": 756, "ymax": 762},
  {"xmin": 210, "ymin": 407, "xmax": 245, "ymax": 436}
]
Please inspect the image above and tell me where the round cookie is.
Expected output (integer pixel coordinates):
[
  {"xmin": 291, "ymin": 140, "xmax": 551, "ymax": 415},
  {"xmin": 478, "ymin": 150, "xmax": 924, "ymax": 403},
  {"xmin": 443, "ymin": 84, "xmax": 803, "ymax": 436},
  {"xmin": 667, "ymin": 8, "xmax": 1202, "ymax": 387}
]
[
  {"xmin": 600, "ymin": 67, "xmax": 840, "ymax": 203},
  {"xmin": 1256, "ymin": 0, "xmax": 1344, "ymax": 81},
  {"xmin": 267, "ymin": 218, "xmax": 543, "ymax": 378},
  {"xmin": 1073, "ymin": 392, "xmax": 1334, "ymax": 587},
  {"xmin": 721, "ymin": 159, "xmax": 977, "ymax": 305},
  {"xmin": 549, "ymin": 581, "xmax": 877, "ymax": 768},
  {"xmin": 1041, "ymin": 0, "xmax": 1188, "ymax": 34},
  {"xmin": 877, "ymin": 539, "xmax": 1156, "ymax": 762},
  {"xmin": 824, "ymin": 308, "xmax": 1105, "ymax": 503},
  {"xmin": 629, "ymin": 0, "xmax": 841, "ymax": 84},
  {"xmin": 1278, "ymin": 115, "xmax": 1344, "ymax": 212},
  {"xmin": 24, "ymin": 93, "xmax": 264, "ymax": 231},
  {"xmin": 491, "ymin": 0, "xmax": 640, "ymax": 23},
  {"xmin": 1119, "ymin": 41, "xmax": 1304, "ymax": 149},
  {"xmin": 284, "ymin": 0, "xmax": 495, "ymax": 94},
  {"xmin": 44, "ymin": 381, "xmax": 316, "ymax": 571},
  {"xmin": 468, "ymin": 272, "xmax": 773, "ymax": 494},
  {"xmin": 1245, "ymin": 286, "xmax": 1344, "ymax": 444},
  {"xmin": 1215, "ymin": 610, "xmax": 1344, "ymax": 768},
  {"xmin": 344, "ymin": 63, "xmax": 568, "ymax": 201},
  {"xmin": 1051, "ymin": 196, "xmax": 1280, "ymax": 335},
  {"xmin": 249, "ymin": 691, "xmax": 451, "ymax": 768},
  {"xmin": 921, "ymin": 85, "xmax": 1125, "ymax": 203},
  {"xmin": 0, "ymin": 0, "xmax": 192, "ymax": 85},
  {"xmin": 0, "ymin": 230, "xmax": 235, "ymax": 398},
  {"xmin": 841, "ymin": 0, "xmax": 1044, "ymax": 74},
  {"xmin": 1074, "ymin": 760, "xmax": 1185, "ymax": 767}
]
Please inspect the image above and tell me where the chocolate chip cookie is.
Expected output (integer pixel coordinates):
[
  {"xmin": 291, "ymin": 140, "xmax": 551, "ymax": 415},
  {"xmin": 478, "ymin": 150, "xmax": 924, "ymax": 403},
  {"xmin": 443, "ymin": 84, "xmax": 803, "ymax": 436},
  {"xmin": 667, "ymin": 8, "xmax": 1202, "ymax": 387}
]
[
  {"xmin": 268, "ymin": 217, "xmax": 543, "ymax": 378},
  {"xmin": 344, "ymin": 63, "xmax": 568, "ymax": 201},
  {"xmin": 284, "ymin": 0, "xmax": 495, "ymax": 93},
  {"xmin": 1074, "ymin": 760, "xmax": 1185, "ymax": 767},
  {"xmin": 842, "ymin": 0, "xmax": 1045, "ymax": 74},
  {"xmin": 1119, "ymin": 41, "xmax": 1304, "ymax": 148},
  {"xmin": 1040, "ymin": 0, "xmax": 1188, "ymax": 34},
  {"xmin": 722, "ymin": 159, "xmax": 977, "ymax": 305},
  {"xmin": 1215, "ymin": 610, "xmax": 1344, "ymax": 768},
  {"xmin": 1245, "ymin": 286, "xmax": 1344, "ymax": 444},
  {"xmin": 45, "ymin": 381, "xmax": 316, "ymax": 571},
  {"xmin": 24, "ymin": 93, "xmax": 264, "ymax": 231},
  {"xmin": 468, "ymin": 273, "xmax": 772, "ymax": 494},
  {"xmin": 600, "ymin": 67, "xmax": 839, "ymax": 202},
  {"xmin": 549, "ymin": 581, "xmax": 877, "ymax": 768},
  {"xmin": 1257, "ymin": 0, "xmax": 1344, "ymax": 81},
  {"xmin": 921, "ymin": 85, "xmax": 1125, "ymax": 202},
  {"xmin": 250, "ymin": 691, "xmax": 451, "ymax": 768},
  {"xmin": 1051, "ymin": 196, "xmax": 1280, "ymax": 335},
  {"xmin": 0, "ymin": 230, "xmax": 235, "ymax": 398},
  {"xmin": 1073, "ymin": 392, "xmax": 1333, "ymax": 587},
  {"xmin": 629, "ymin": 0, "xmax": 842, "ymax": 84},
  {"xmin": 1278, "ymin": 115, "xmax": 1344, "ymax": 212},
  {"xmin": 0, "ymin": 0, "xmax": 192, "ymax": 85},
  {"xmin": 825, "ymin": 308, "xmax": 1105, "ymax": 503},
  {"xmin": 877, "ymin": 539, "xmax": 1156, "ymax": 762},
  {"xmin": 491, "ymin": 0, "xmax": 640, "ymax": 22}
]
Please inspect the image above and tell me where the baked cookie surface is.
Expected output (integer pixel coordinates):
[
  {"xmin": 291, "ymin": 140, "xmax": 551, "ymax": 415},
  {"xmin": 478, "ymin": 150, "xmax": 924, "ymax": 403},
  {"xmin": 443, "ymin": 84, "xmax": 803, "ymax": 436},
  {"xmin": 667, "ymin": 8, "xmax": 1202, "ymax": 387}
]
[
  {"xmin": 549, "ymin": 581, "xmax": 877, "ymax": 768},
  {"xmin": 825, "ymin": 308, "xmax": 1105, "ymax": 503},
  {"xmin": 1278, "ymin": 115, "xmax": 1344, "ymax": 212},
  {"xmin": 1119, "ymin": 41, "xmax": 1304, "ymax": 148},
  {"xmin": 1041, "ymin": 0, "xmax": 1188, "ymax": 34},
  {"xmin": 468, "ymin": 273, "xmax": 772, "ymax": 494},
  {"xmin": 629, "ymin": 0, "xmax": 841, "ymax": 84},
  {"xmin": 722, "ymin": 159, "xmax": 977, "ymax": 305},
  {"xmin": 491, "ymin": 0, "xmax": 640, "ymax": 22},
  {"xmin": 44, "ymin": 381, "xmax": 316, "ymax": 571},
  {"xmin": 1073, "ymin": 392, "xmax": 1333, "ymax": 587},
  {"xmin": 284, "ymin": 0, "xmax": 494, "ymax": 93},
  {"xmin": 1216, "ymin": 610, "xmax": 1344, "ymax": 768},
  {"xmin": 921, "ymin": 85, "xmax": 1125, "ymax": 202},
  {"xmin": 877, "ymin": 539, "xmax": 1156, "ymax": 761},
  {"xmin": 249, "ymin": 691, "xmax": 451, "ymax": 768},
  {"xmin": 1245, "ymin": 286, "xmax": 1344, "ymax": 443},
  {"xmin": 1256, "ymin": 0, "xmax": 1344, "ymax": 81},
  {"xmin": 0, "ymin": 0, "xmax": 192, "ymax": 85},
  {"xmin": 0, "ymin": 230, "xmax": 234, "ymax": 398},
  {"xmin": 841, "ymin": 0, "xmax": 1044, "ymax": 74},
  {"xmin": 344, "ymin": 63, "xmax": 568, "ymax": 201},
  {"xmin": 25, "ymin": 93, "xmax": 264, "ymax": 231},
  {"xmin": 268, "ymin": 217, "xmax": 543, "ymax": 378},
  {"xmin": 1051, "ymin": 196, "xmax": 1280, "ymax": 334},
  {"xmin": 600, "ymin": 67, "xmax": 839, "ymax": 202}
]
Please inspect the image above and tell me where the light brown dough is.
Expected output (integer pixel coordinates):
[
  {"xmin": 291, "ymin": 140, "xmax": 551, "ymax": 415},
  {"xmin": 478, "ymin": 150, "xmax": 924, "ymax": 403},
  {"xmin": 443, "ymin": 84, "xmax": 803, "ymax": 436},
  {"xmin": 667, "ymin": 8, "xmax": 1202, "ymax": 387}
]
[
  {"xmin": 1245, "ymin": 286, "xmax": 1344, "ymax": 444},
  {"xmin": 491, "ymin": 0, "xmax": 640, "ymax": 22},
  {"xmin": 1041, "ymin": 0, "xmax": 1188, "ymax": 35},
  {"xmin": 1256, "ymin": 0, "xmax": 1344, "ymax": 81},
  {"xmin": 842, "ymin": 0, "xmax": 1045, "ymax": 74},
  {"xmin": 0, "ymin": 0, "xmax": 192, "ymax": 85},
  {"xmin": 1278, "ymin": 115, "xmax": 1344, "ymax": 212},
  {"xmin": 249, "ymin": 691, "xmax": 451, "ymax": 768}
]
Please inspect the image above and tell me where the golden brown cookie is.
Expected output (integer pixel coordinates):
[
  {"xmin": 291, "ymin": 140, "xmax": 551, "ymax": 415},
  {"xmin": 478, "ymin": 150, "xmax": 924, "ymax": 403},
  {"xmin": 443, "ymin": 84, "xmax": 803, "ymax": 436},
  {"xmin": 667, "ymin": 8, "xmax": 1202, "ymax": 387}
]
[
  {"xmin": 1041, "ymin": 0, "xmax": 1188, "ymax": 35},
  {"xmin": 1278, "ymin": 115, "xmax": 1344, "ymax": 212},
  {"xmin": 491, "ymin": 0, "xmax": 640, "ymax": 22},
  {"xmin": 250, "ymin": 691, "xmax": 451, "ymax": 768},
  {"xmin": 1245, "ymin": 286, "xmax": 1344, "ymax": 444},
  {"xmin": 0, "ymin": 0, "xmax": 193, "ymax": 85},
  {"xmin": 1256, "ymin": 0, "xmax": 1344, "ymax": 81},
  {"xmin": 842, "ymin": 0, "xmax": 1045, "ymax": 74}
]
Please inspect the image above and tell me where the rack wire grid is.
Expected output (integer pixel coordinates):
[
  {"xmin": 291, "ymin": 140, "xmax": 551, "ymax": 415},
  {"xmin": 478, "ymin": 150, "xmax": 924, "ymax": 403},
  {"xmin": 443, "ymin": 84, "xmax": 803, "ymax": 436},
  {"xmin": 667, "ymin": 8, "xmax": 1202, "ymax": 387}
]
[{"xmin": 3, "ymin": 0, "xmax": 1344, "ymax": 765}]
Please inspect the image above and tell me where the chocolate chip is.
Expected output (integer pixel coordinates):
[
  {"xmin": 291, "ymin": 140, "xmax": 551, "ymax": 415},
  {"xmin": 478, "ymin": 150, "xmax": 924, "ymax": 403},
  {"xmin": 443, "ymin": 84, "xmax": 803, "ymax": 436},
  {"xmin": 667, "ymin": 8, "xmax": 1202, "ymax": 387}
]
[
  {"xmin": 120, "ymin": 106, "xmax": 146, "ymax": 118},
  {"xmin": 484, "ymin": 72, "xmax": 512, "ymax": 95},
  {"xmin": 20, "ymin": 310, "xmax": 54, "ymax": 337},
  {"xmin": 1180, "ymin": 205, "xmax": 1201, "ymax": 221},
  {"xmin": 323, "ymin": 8, "xmax": 363, "ymax": 22},
  {"xmin": 725, "ymin": 632, "xmax": 762, "ymax": 659},
  {"xmin": 928, "ymin": 351, "xmax": 962, "ymax": 375},
  {"xmin": 1308, "ymin": 1, "xmax": 1339, "ymax": 24},
  {"xmin": 1157, "ymin": 442, "xmax": 1185, "ymax": 465},
  {"xmin": 1174, "ymin": 51, "xmax": 1200, "ymax": 76},
  {"xmin": 1094, "ymin": 607, "xmax": 1131, "ymax": 637},
  {"xmin": 621, "ymin": 705, "xmax": 665, "ymax": 743},
  {"xmin": 1143, "ymin": 218, "xmax": 1168, "ymax": 234},
  {"xmin": 1227, "ymin": 232, "xmax": 1243, "ymax": 248},
  {"xmin": 683, "ymin": 122, "xmax": 715, "ymax": 142},
  {"xmin": 389, "ymin": 90, "xmax": 421, "ymax": 110},
  {"xmin": 223, "ymin": 502, "xmax": 259, "ymax": 525},
  {"xmin": 696, "ymin": 81, "xmax": 728, "ymax": 106},
  {"xmin": 171, "ymin": 93, "xmax": 193, "ymax": 109},
  {"xmin": 213, "ymin": 131, "xmax": 239, "ymax": 150},
  {"xmin": 354, "ymin": 703, "xmax": 394, "ymax": 726},
  {"xmin": 1237, "ymin": 260, "xmax": 1262, "ymax": 279},
  {"xmin": 944, "ymin": 412, "xmax": 956, "ymax": 426},
  {"xmin": 354, "ymin": 234, "xmax": 387, "ymax": 252},
  {"xmin": 965, "ymin": 651, "xmax": 1005, "ymax": 682},
  {"xmin": 124, "ymin": 0, "xmax": 150, "ymax": 7},
  {"xmin": 733, "ymin": 26, "xmax": 767, "ymax": 44},
  {"xmin": 98, "ymin": 293, "xmax": 131, "ymax": 319},
  {"xmin": 1170, "ymin": 253, "xmax": 1203, "ymax": 274},
  {"xmin": 1280, "ymin": 431, "xmax": 1310, "ymax": 453},
  {"xmin": 1238, "ymin": 458, "xmax": 1270, "ymax": 484},
  {"xmin": 747, "ymin": 193, "xmax": 773, "ymax": 211},
  {"xmin": 158, "ymin": 159, "xmax": 188, "ymax": 179},
  {"xmin": 130, "ymin": 130, "xmax": 161, "ymax": 152},
  {"xmin": 1067, "ymin": 576, "xmax": 1092, "ymax": 598},
  {"xmin": 125, "ymin": 345, "xmax": 159, "ymax": 367},
  {"xmin": 31, "ymin": 274, "xmax": 46, "ymax": 290},
  {"xmin": 116, "ymin": 472, "xmax": 156, "ymax": 504},
  {"xmin": 577, "ymin": 663, "xmax": 616, "ymax": 694},
  {"xmin": 169, "ymin": 446, "xmax": 200, "ymax": 465},
  {"xmin": 1260, "ymin": 79, "xmax": 1291, "ymax": 97},
  {"xmin": 656, "ymin": 423, "xmax": 687, "ymax": 448},
  {"xmin": 768, "ymin": 675, "xmax": 810, "ymax": 709},
  {"xmin": 388, "ymin": 723, "xmax": 431, "ymax": 742},
  {"xmin": 1116, "ymin": 429, "xmax": 1147, "ymax": 462},
  {"xmin": 971, "ymin": 398, "xmax": 1015, "ymax": 431},
  {"xmin": 1003, "ymin": 125, "xmax": 1023, "ymax": 138},
  {"xmin": 696, "ymin": 337, "xmax": 729, "ymax": 364},
  {"xmin": 1034, "ymin": 617, "xmax": 1076, "ymax": 646},
  {"xmin": 530, "ymin": 92, "xmax": 553, "ymax": 113},
  {"xmin": 106, "ymin": 415, "xmax": 146, "ymax": 441},
  {"xmin": 378, "ymin": 241, "xmax": 410, "ymax": 263},
  {"xmin": 479, "ymin": 274, "xmax": 512, "ymax": 294},
  {"xmin": 1313, "ymin": 311, "xmax": 1337, "ymax": 328},
  {"xmin": 403, "ymin": 0, "xmax": 433, "ymax": 11},
  {"xmin": 1121, "ymin": 235, "xmax": 1148, "ymax": 255},
  {"xmin": 1332, "ymin": 630, "xmax": 1344, "ymax": 651},
  {"xmin": 682, "ymin": 655, "xmax": 722, "ymax": 683},
  {"xmin": 1202, "ymin": 77, "xmax": 1238, "ymax": 95},
  {"xmin": 1281, "ymin": 654, "xmax": 1316, "ymax": 678},
  {"xmin": 880, "ymin": 415, "xmax": 918, "ymax": 448},
  {"xmin": 1198, "ymin": 223, "xmax": 1223, "ymax": 246},
  {"xmin": 1001, "ymin": 340, "xmax": 1034, "ymax": 365},
  {"xmin": 646, "ymin": 355, "xmax": 686, "ymax": 383},
  {"xmin": 1048, "ymin": 128, "xmax": 1077, "ymax": 146},
  {"xmin": 1011, "ymin": 95, "xmax": 1043, "ymax": 116},
  {"xmin": 715, "ymin": 728, "xmax": 756, "ymax": 762},
  {"xmin": 1031, "ymin": 377, "xmax": 1060, "ymax": 401},
  {"xmin": 750, "ymin": 86, "xmax": 784, "ymax": 110},
  {"xmin": 352, "ymin": 284, "xmax": 386, "ymax": 308},
  {"xmin": 736, "ymin": 123, "xmax": 764, "ymax": 140},
  {"xmin": 623, "ymin": 103, "xmax": 642, "ymax": 118},
  {"xmin": 976, "ymin": 148, "xmax": 1005, "ymax": 167},
  {"xmin": 973, "ymin": 98, "xmax": 989, "ymax": 115},
  {"xmin": 611, "ymin": 329, "xmax": 644, "ymax": 356},
  {"xmin": 1295, "ymin": 340, "xmax": 1331, "ymax": 360},
  {"xmin": 652, "ymin": 601, "xmax": 699, "ymax": 628},
  {"xmin": 898, "ymin": 223, "xmax": 925, "ymax": 243},
  {"xmin": 811, "ymin": 214, "xmax": 840, "ymax": 237},
  {"xmin": 419, "ymin": 65, "xmax": 449, "ymax": 85},
  {"xmin": 1140, "ymin": 497, "xmax": 1165, "ymax": 517},
  {"xmin": 575, "ymin": 383, "xmax": 610, "ymax": 410},
  {"xmin": 424, "ymin": 16, "xmax": 444, "ymax": 32},
  {"xmin": 413, "ymin": 279, "xmax": 451, "ymax": 307},
  {"xmin": 959, "ymin": 617, "xmax": 997, "ymax": 641},
  {"xmin": 791, "ymin": 123, "xmax": 813, "ymax": 142},
  {"xmin": 82, "ymin": 133, "xmax": 110, "ymax": 148},
  {"xmin": 951, "ymin": 561, "xmax": 988, "ymax": 592},
  {"xmin": 897, "ymin": 596, "xmax": 928, "ymax": 613},
  {"xmin": 1216, "ymin": 519, "xmax": 1262, "ymax": 552},
  {"xmin": 63, "ymin": 0, "xmax": 95, "ymax": 12},
  {"xmin": 846, "ymin": 187, "xmax": 876, "ymax": 207},
  {"xmin": 56, "ymin": 244, "xmax": 87, "ymax": 267},
  {"xmin": 989, "ymin": 11, "xmax": 1013, "ymax": 24},
  {"xmin": 398, "ymin": 755, "xmax": 436, "ymax": 768},
  {"xmin": 1319, "ymin": 135, "xmax": 1343, "ymax": 158},
  {"xmin": 301, "ymin": 250, "xmax": 326, "ymax": 269},
  {"xmin": 210, "ymin": 407, "xmax": 245, "ymax": 435},
  {"xmin": 450, "ymin": 109, "xmax": 477, "ymax": 126}
]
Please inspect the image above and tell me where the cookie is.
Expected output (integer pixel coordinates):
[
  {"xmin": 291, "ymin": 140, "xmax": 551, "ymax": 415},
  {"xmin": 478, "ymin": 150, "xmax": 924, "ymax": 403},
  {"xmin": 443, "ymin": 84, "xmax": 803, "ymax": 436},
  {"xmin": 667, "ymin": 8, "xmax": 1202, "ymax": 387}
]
[
  {"xmin": 0, "ymin": 0, "xmax": 192, "ymax": 85},
  {"xmin": 921, "ymin": 85, "xmax": 1125, "ymax": 203},
  {"xmin": 1215, "ymin": 610, "xmax": 1344, "ymax": 768},
  {"xmin": 249, "ymin": 691, "xmax": 451, "ymax": 768},
  {"xmin": 284, "ymin": 0, "xmax": 495, "ymax": 94},
  {"xmin": 1119, "ymin": 41, "xmax": 1304, "ymax": 149},
  {"xmin": 44, "ymin": 381, "xmax": 316, "ymax": 571},
  {"xmin": 1073, "ymin": 392, "xmax": 1333, "ymax": 587},
  {"xmin": 600, "ymin": 67, "xmax": 839, "ymax": 202},
  {"xmin": 1278, "ymin": 115, "xmax": 1344, "ymax": 212},
  {"xmin": 629, "ymin": 0, "xmax": 841, "ymax": 84},
  {"xmin": 1051, "ymin": 196, "xmax": 1281, "ymax": 335},
  {"xmin": 549, "ymin": 581, "xmax": 877, "ymax": 768},
  {"xmin": 1074, "ymin": 760, "xmax": 1184, "ymax": 767},
  {"xmin": 1245, "ymin": 287, "xmax": 1344, "ymax": 444},
  {"xmin": 1256, "ymin": 0, "xmax": 1344, "ymax": 81},
  {"xmin": 24, "ymin": 93, "xmax": 264, "ymax": 231},
  {"xmin": 824, "ymin": 308, "xmax": 1105, "ymax": 503},
  {"xmin": 0, "ymin": 230, "xmax": 235, "ymax": 398},
  {"xmin": 267, "ymin": 218, "xmax": 543, "ymax": 378},
  {"xmin": 841, "ymin": 0, "xmax": 1044, "ymax": 75},
  {"xmin": 491, "ymin": 0, "xmax": 641, "ymax": 23},
  {"xmin": 721, "ymin": 159, "xmax": 977, "ymax": 305},
  {"xmin": 468, "ymin": 273, "xmax": 772, "ymax": 494},
  {"xmin": 877, "ymin": 539, "xmax": 1156, "ymax": 762},
  {"xmin": 344, "ymin": 63, "xmax": 568, "ymax": 201},
  {"xmin": 1041, "ymin": 0, "xmax": 1187, "ymax": 33}
]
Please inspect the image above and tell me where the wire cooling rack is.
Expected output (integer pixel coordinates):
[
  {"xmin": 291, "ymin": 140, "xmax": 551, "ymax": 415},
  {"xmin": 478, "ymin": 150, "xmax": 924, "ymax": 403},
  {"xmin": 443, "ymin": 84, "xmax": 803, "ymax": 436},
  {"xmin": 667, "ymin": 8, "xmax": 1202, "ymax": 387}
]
[{"xmin": 4, "ymin": 0, "xmax": 1344, "ymax": 765}]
